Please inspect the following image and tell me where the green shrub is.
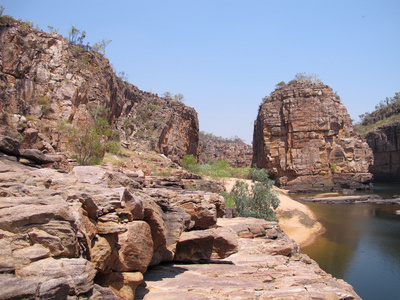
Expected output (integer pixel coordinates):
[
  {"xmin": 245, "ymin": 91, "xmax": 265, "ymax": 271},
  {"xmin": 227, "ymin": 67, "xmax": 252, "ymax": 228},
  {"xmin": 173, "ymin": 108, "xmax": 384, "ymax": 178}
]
[
  {"xmin": 67, "ymin": 125, "xmax": 104, "ymax": 165},
  {"xmin": 105, "ymin": 140, "xmax": 121, "ymax": 155},
  {"xmin": 181, "ymin": 154, "xmax": 201, "ymax": 174},
  {"xmin": 330, "ymin": 162, "xmax": 336, "ymax": 174},
  {"xmin": 181, "ymin": 156, "xmax": 253, "ymax": 180},
  {"xmin": 229, "ymin": 168, "xmax": 280, "ymax": 221}
]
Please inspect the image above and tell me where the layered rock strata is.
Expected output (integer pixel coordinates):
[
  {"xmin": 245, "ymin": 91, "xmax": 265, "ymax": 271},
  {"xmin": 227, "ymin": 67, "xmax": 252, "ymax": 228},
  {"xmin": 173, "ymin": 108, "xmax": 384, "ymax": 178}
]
[
  {"xmin": 0, "ymin": 20, "xmax": 198, "ymax": 162},
  {"xmin": 198, "ymin": 133, "xmax": 252, "ymax": 167},
  {"xmin": 0, "ymin": 146, "xmax": 232, "ymax": 299},
  {"xmin": 365, "ymin": 121, "xmax": 400, "ymax": 182},
  {"xmin": 136, "ymin": 218, "xmax": 361, "ymax": 299},
  {"xmin": 253, "ymin": 80, "xmax": 373, "ymax": 192}
]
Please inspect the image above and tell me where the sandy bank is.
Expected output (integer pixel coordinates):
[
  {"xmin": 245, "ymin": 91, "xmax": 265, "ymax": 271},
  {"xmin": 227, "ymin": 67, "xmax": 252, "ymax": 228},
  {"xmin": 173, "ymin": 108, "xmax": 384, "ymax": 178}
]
[{"xmin": 222, "ymin": 178, "xmax": 325, "ymax": 247}]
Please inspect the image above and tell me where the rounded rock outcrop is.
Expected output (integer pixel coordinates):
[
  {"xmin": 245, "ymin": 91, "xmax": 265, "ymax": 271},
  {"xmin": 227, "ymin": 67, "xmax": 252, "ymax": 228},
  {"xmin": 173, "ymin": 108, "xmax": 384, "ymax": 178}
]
[{"xmin": 252, "ymin": 80, "xmax": 373, "ymax": 192}]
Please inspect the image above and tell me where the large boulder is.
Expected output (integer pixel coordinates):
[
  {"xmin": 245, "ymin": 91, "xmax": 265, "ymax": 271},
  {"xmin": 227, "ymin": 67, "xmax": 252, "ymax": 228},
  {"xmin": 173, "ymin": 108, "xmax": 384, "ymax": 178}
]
[
  {"xmin": 252, "ymin": 80, "xmax": 374, "ymax": 192},
  {"xmin": 174, "ymin": 227, "xmax": 238, "ymax": 262},
  {"xmin": 20, "ymin": 149, "xmax": 56, "ymax": 164},
  {"xmin": 0, "ymin": 135, "xmax": 20, "ymax": 156},
  {"xmin": 16, "ymin": 257, "xmax": 96, "ymax": 296},
  {"xmin": 116, "ymin": 221, "xmax": 154, "ymax": 273}
]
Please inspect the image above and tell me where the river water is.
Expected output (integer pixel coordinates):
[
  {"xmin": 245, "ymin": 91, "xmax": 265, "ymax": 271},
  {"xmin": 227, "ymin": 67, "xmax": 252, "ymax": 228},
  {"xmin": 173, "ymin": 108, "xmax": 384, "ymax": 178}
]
[{"xmin": 299, "ymin": 184, "xmax": 400, "ymax": 300}]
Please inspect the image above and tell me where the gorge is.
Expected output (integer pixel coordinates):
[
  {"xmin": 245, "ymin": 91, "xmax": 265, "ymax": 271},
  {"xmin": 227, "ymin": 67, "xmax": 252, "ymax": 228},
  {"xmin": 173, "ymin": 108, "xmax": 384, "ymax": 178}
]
[{"xmin": 0, "ymin": 15, "xmax": 399, "ymax": 300}]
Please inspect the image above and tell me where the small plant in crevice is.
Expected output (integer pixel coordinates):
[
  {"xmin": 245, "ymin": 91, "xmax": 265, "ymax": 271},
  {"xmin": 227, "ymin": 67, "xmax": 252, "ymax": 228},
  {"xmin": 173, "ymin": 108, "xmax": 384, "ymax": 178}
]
[{"xmin": 329, "ymin": 162, "xmax": 336, "ymax": 174}]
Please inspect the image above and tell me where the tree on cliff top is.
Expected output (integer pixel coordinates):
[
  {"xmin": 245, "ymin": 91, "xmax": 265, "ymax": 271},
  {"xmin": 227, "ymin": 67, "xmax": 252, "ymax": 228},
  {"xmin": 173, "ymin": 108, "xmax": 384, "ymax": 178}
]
[
  {"xmin": 229, "ymin": 168, "xmax": 280, "ymax": 222},
  {"xmin": 294, "ymin": 72, "xmax": 321, "ymax": 83}
]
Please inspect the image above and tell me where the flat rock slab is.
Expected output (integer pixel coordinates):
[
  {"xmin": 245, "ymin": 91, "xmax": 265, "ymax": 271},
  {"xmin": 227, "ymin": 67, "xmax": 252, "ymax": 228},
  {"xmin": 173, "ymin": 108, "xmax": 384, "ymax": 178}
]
[
  {"xmin": 300, "ymin": 194, "xmax": 400, "ymax": 204},
  {"xmin": 135, "ymin": 219, "xmax": 361, "ymax": 300}
]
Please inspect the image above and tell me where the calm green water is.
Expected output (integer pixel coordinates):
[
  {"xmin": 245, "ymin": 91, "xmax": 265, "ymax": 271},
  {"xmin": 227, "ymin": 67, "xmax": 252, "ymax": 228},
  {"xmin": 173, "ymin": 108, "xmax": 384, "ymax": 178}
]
[{"xmin": 300, "ymin": 184, "xmax": 400, "ymax": 300}]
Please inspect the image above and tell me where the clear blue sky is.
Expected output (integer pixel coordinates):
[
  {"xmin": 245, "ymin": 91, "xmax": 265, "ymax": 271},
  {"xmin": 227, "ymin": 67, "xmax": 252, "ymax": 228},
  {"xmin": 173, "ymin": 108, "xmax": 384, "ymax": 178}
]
[{"xmin": 2, "ymin": 0, "xmax": 399, "ymax": 144}]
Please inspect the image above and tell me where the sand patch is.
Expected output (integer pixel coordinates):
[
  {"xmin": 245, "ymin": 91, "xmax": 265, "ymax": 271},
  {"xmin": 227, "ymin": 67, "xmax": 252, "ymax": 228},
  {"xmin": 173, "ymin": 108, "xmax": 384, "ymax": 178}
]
[{"xmin": 221, "ymin": 178, "xmax": 325, "ymax": 247}]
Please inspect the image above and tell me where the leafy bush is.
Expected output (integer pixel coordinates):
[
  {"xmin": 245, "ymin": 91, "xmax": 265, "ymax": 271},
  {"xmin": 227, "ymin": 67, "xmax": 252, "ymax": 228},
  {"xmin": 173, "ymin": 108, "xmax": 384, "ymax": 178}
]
[
  {"xmin": 229, "ymin": 168, "xmax": 280, "ymax": 221},
  {"xmin": 181, "ymin": 154, "xmax": 201, "ymax": 174},
  {"xmin": 61, "ymin": 105, "xmax": 120, "ymax": 165},
  {"xmin": 67, "ymin": 125, "xmax": 104, "ymax": 165}
]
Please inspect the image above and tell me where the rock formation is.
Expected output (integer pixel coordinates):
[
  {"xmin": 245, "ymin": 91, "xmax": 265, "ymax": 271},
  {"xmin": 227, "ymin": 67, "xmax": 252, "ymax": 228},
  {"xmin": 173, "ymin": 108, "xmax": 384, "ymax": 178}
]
[
  {"xmin": 0, "ymin": 136, "xmax": 362, "ymax": 299},
  {"xmin": 0, "ymin": 19, "xmax": 198, "ymax": 163},
  {"xmin": 0, "ymin": 143, "xmax": 232, "ymax": 299},
  {"xmin": 136, "ymin": 218, "xmax": 361, "ymax": 299},
  {"xmin": 365, "ymin": 121, "xmax": 400, "ymax": 182},
  {"xmin": 253, "ymin": 80, "xmax": 374, "ymax": 192},
  {"xmin": 198, "ymin": 132, "xmax": 252, "ymax": 167}
]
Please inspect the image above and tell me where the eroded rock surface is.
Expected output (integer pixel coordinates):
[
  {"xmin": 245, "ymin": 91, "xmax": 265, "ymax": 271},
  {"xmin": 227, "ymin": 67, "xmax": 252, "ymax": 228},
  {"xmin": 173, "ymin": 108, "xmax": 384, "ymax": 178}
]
[
  {"xmin": 0, "ymin": 153, "xmax": 230, "ymax": 299},
  {"xmin": 253, "ymin": 80, "xmax": 373, "ymax": 192},
  {"xmin": 136, "ymin": 218, "xmax": 361, "ymax": 300}
]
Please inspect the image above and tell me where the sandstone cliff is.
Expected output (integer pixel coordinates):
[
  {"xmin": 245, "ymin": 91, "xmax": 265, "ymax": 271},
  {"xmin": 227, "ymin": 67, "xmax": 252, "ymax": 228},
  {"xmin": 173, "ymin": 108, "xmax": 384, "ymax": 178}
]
[
  {"xmin": 365, "ymin": 120, "xmax": 400, "ymax": 182},
  {"xmin": 253, "ymin": 80, "xmax": 373, "ymax": 192},
  {"xmin": 198, "ymin": 132, "xmax": 252, "ymax": 167},
  {"xmin": 0, "ymin": 19, "xmax": 198, "ymax": 163}
]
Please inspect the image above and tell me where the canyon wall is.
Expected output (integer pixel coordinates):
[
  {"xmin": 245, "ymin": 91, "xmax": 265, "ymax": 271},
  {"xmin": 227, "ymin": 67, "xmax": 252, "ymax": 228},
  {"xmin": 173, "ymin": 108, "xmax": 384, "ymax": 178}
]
[
  {"xmin": 252, "ymin": 80, "xmax": 373, "ymax": 192},
  {"xmin": 0, "ymin": 19, "xmax": 198, "ymax": 162},
  {"xmin": 365, "ymin": 121, "xmax": 400, "ymax": 182},
  {"xmin": 198, "ymin": 132, "xmax": 252, "ymax": 167}
]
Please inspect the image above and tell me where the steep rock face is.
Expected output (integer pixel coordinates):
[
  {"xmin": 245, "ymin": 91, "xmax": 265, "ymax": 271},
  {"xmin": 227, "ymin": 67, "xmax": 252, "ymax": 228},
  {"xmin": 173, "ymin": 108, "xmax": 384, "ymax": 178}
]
[
  {"xmin": 365, "ymin": 121, "xmax": 400, "ymax": 182},
  {"xmin": 253, "ymin": 80, "xmax": 373, "ymax": 192},
  {"xmin": 0, "ymin": 21, "xmax": 198, "ymax": 162},
  {"xmin": 198, "ymin": 133, "xmax": 252, "ymax": 167}
]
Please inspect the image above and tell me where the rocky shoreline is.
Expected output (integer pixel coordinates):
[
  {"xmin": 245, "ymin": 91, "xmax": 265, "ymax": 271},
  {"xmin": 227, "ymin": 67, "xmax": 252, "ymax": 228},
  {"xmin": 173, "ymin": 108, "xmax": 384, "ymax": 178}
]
[
  {"xmin": 299, "ymin": 194, "xmax": 400, "ymax": 204},
  {"xmin": 136, "ymin": 218, "xmax": 360, "ymax": 300},
  {"xmin": 0, "ymin": 149, "xmax": 361, "ymax": 299}
]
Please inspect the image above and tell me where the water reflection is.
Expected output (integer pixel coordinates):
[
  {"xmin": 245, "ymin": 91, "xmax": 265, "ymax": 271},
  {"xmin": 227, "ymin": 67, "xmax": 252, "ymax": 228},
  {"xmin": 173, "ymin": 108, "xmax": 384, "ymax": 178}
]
[{"xmin": 300, "ymin": 197, "xmax": 400, "ymax": 300}]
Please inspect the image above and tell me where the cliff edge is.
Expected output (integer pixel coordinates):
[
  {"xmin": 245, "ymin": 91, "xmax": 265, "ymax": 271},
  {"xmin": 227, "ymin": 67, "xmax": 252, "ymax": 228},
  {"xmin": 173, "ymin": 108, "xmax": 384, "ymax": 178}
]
[{"xmin": 0, "ymin": 19, "xmax": 198, "ymax": 163}]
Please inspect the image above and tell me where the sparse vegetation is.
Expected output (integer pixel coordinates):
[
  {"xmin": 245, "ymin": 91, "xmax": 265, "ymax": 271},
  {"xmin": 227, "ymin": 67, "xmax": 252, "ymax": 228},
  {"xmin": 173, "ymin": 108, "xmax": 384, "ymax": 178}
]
[
  {"xmin": 59, "ymin": 105, "xmax": 120, "ymax": 165},
  {"xmin": 68, "ymin": 26, "xmax": 86, "ymax": 45},
  {"xmin": 47, "ymin": 26, "xmax": 59, "ymax": 34},
  {"xmin": 294, "ymin": 72, "xmax": 321, "ymax": 83},
  {"xmin": 181, "ymin": 154, "xmax": 253, "ymax": 180},
  {"xmin": 92, "ymin": 39, "xmax": 112, "ymax": 55},
  {"xmin": 200, "ymin": 131, "xmax": 245, "ymax": 144},
  {"xmin": 330, "ymin": 162, "xmax": 336, "ymax": 174},
  {"xmin": 355, "ymin": 91, "xmax": 400, "ymax": 137},
  {"xmin": 163, "ymin": 91, "xmax": 185, "ymax": 101},
  {"xmin": 37, "ymin": 96, "xmax": 52, "ymax": 117},
  {"xmin": 118, "ymin": 71, "xmax": 129, "ymax": 82}
]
